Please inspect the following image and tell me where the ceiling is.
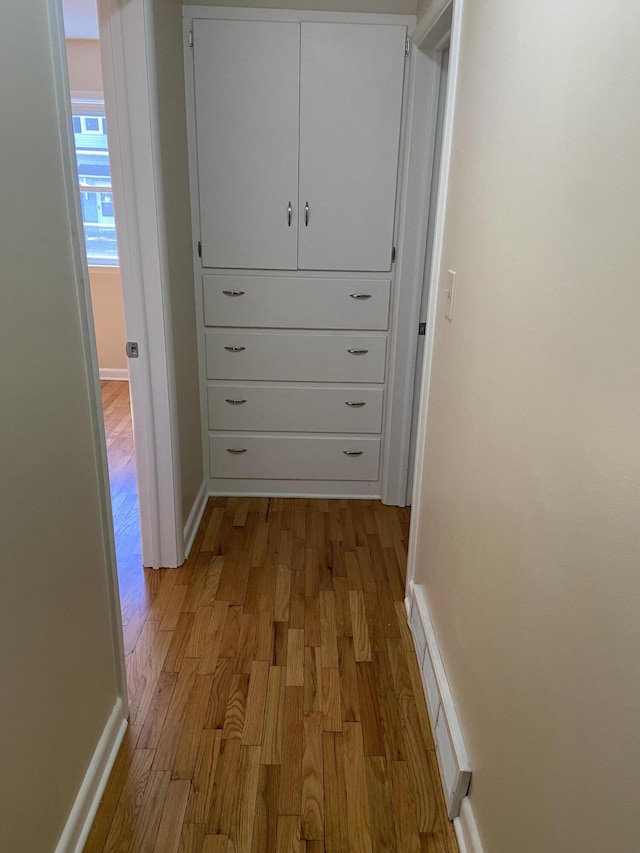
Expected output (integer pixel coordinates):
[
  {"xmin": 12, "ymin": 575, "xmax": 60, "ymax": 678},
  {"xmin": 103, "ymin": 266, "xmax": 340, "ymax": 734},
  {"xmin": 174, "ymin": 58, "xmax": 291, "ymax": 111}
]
[{"xmin": 62, "ymin": 0, "xmax": 99, "ymax": 39}]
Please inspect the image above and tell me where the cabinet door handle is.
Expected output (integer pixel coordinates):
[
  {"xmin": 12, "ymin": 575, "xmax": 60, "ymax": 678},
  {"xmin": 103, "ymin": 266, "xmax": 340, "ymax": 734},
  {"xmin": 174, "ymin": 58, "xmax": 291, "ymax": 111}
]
[
  {"xmin": 305, "ymin": 201, "xmax": 309, "ymax": 227},
  {"xmin": 287, "ymin": 202, "xmax": 292, "ymax": 227},
  {"xmin": 225, "ymin": 398, "xmax": 247, "ymax": 405},
  {"xmin": 224, "ymin": 345, "xmax": 246, "ymax": 352},
  {"xmin": 345, "ymin": 401, "xmax": 366, "ymax": 408},
  {"xmin": 226, "ymin": 448, "xmax": 248, "ymax": 455},
  {"xmin": 343, "ymin": 450, "xmax": 364, "ymax": 457},
  {"xmin": 222, "ymin": 289, "xmax": 245, "ymax": 297},
  {"xmin": 347, "ymin": 348, "xmax": 369, "ymax": 355},
  {"xmin": 350, "ymin": 293, "xmax": 372, "ymax": 300}
]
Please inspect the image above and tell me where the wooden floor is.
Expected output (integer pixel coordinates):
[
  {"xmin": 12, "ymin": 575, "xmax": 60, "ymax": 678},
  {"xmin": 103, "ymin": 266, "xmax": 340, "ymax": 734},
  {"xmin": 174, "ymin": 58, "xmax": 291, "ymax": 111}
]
[
  {"xmin": 101, "ymin": 380, "xmax": 142, "ymax": 597},
  {"xmin": 89, "ymin": 385, "xmax": 458, "ymax": 853}
]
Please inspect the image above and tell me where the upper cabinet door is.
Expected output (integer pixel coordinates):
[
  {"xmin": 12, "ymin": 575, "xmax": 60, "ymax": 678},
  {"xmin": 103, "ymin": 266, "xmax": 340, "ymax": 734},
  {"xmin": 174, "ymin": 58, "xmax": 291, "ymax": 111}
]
[
  {"xmin": 194, "ymin": 20, "xmax": 300, "ymax": 270},
  {"xmin": 298, "ymin": 23, "xmax": 406, "ymax": 272}
]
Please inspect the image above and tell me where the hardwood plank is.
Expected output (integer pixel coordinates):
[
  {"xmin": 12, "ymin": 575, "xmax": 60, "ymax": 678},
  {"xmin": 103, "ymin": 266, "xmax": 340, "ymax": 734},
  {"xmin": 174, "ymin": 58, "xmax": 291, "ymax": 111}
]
[
  {"xmin": 207, "ymin": 737, "xmax": 241, "ymax": 835},
  {"xmin": 349, "ymin": 590, "xmax": 372, "ymax": 663},
  {"xmin": 153, "ymin": 658, "xmax": 199, "ymax": 772},
  {"xmin": 242, "ymin": 659, "xmax": 270, "ymax": 745},
  {"xmin": 173, "ymin": 674, "xmax": 214, "ymax": 779},
  {"xmin": 323, "ymin": 732, "xmax": 348, "ymax": 852},
  {"xmin": 222, "ymin": 672, "xmax": 250, "ymax": 741},
  {"xmin": 99, "ymin": 748, "xmax": 154, "ymax": 853},
  {"xmin": 342, "ymin": 722, "xmax": 372, "ymax": 853},
  {"xmin": 276, "ymin": 815, "xmax": 303, "ymax": 853},
  {"xmin": 252, "ymin": 765, "xmax": 280, "ymax": 853},
  {"xmin": 184, "ymin": 729, "xmax": 222, "ymax": 824},
  {"xmin": 261, "ymin": 665, "xmax": 285, "ymax": 765},
  {"xmin": 319, "ymin": 589, "xmax": 339, "ymax": 669},
  {"xmin": 229, "ymin": 745, "xmax": 261, "ymax": 853},
  {"xmin": 178, "ymin": 823, "xmax": 205, "ymax": 853},
  {"xmin": 277, "ymin": 686, "xmax": 303, "ymax": 814},
  {"xmin": 365, "ymin": 756, "xmax": 397, "ymax": 852},
  {"xmin": 286, "ymin": 628, "xmax": 305, "ymax": 687},
  {"xmin": 126, "ymin": 769, "xmax": 171, "ymax": 853},
  {"xmin": 338, "ymin": 635, "xmax": 360, "ymax": 724},
  {"xmin": 321, "ymin": 667, "xmax": 342, "ymax": 733},
  {"xmin": 137, "ymin": 671, "xmax": 178, "ymax": 750},
  {"xmin": 203, "ymin": 657, "xmax": 235, "ymax": 730},
  {"xmin": 152, "ymin": 779, "xmax": 190, "ymax": 853},
  {"xmin": 301, "ymin": 712, "xmax": 324, "ymax": 841},
  {"xmin": 356, "ymin": 661, "xmax": 385, "ymax": 757},
  {"xmin": 389, "ymin": 760, "xmax": 421, "ymax": 853},
  {"xmin": 274, "ymin": 564, "xmax": 291, "ymax": 622}
]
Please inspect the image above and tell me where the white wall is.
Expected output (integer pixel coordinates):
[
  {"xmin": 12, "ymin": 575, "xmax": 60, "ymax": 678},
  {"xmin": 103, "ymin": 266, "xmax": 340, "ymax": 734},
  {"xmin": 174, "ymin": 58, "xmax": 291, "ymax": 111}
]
[
  {"xmin": 411, "ymin": 1, "xmax": 640, "ymax": 851},
  {"xmin": 0, "ymin": 2, "xmax": 123, "ymax": 849},
  {"xmin": 151, "ymin": 0, "xmax": 204, "ymax": 523}
]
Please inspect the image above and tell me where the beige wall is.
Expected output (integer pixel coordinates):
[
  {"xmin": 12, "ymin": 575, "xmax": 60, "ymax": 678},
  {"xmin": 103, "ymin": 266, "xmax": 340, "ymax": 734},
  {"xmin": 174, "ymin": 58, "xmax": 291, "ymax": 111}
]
[
  {"xmin": 412, "ymin": 1, "xmax": 640, "ymax": 851},
  {"xmin": 0, "ymin": 3, "xmax": 122, "ymax": 850},
  {"xmin": 187, "ymin": 0, "xmax": 417, "ymax": 14},
  {"xmin": 90, "ymin": 267, "xmax": 128, "ymax": 371},
  {"xmin": 66, "ymin": 38, "xmax": 128, "ymax": 374},
  {"xmin": 151, "ymin": 0, "xmax": 204, "ymax": 523},
  {"xmin": 66, "ymin": 37, "xmax": 103, "ymax": 91}
]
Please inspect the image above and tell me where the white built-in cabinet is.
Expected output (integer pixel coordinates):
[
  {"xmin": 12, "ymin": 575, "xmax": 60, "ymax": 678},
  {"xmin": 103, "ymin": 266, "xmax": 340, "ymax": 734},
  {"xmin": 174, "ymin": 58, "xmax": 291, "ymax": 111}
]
[{"xmin": 184, "ymin": 7, "xmax": 413, "ymax": 497}]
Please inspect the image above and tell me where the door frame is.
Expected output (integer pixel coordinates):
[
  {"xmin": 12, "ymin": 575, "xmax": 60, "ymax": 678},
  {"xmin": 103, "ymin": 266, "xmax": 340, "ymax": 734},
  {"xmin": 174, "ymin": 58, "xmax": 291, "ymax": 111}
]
[
  {"xmin": 403, "ymin": 0, "xmax": 464, "ymax": 595},
  {"xmin": 381, "ymin": 0, "xmax": 458, "ymax": 506},
  {"xmin": 98, "ymin": 0, "xmax": 184, "ymax": 568}
]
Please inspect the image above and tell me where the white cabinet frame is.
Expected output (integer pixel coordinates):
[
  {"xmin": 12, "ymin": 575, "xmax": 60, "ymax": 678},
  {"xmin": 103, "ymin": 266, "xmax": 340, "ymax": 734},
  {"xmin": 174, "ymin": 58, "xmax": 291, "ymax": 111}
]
[{"xmin": 183, "ymin": 5, "xmax": 428, "ymax": 504}]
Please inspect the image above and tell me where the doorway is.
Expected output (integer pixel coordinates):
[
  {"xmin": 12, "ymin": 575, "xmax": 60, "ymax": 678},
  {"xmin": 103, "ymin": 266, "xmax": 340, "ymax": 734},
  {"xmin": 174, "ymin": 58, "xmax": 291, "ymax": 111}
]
[{"xmin": 63, "ymin": 5, "xmax": 143, "ymax": 590}]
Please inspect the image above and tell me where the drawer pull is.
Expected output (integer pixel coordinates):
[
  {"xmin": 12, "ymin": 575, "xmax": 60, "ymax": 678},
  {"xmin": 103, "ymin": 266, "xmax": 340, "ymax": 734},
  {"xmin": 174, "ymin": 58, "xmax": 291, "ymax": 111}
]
[
  {"xmin": 343, "ymin": 450, "xmax": 364, "ymax": 457},
  {"xmin": 347, "ymin": 348, "xmax": 369, "ymax": 355},
  {"xmin": 345, "ymin": 401, "xmax": 366, "ymax": 408},
  {"xmin": 224, "ymin": 345, "xmax": 246, "ymax": 352},
  {"xmin": 225, "ymin": 398, "xmax": 247, "ymax": 405},
  {"xmin": 350, "ymin": 293, "xmax": 372, "ymax": 300},
  {"xmin": 222, "ymin": 289, "xmax": 245, "ymax": 297},
  {"xmin": 226, "ymin": 448, "xmax": 247, "ymax": 455}
]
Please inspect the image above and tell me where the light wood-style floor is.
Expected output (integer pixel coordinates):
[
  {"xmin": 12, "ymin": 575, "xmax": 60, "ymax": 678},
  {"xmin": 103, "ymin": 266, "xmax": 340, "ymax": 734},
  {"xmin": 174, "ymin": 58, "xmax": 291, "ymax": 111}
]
[{"xmin": 89, "ymin": 383, "xmax": 458, "ymax": 853}]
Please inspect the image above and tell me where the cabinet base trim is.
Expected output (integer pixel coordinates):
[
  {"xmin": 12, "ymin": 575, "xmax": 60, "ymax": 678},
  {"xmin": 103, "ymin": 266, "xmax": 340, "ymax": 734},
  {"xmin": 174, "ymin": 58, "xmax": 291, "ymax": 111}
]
[{"xmin": 208, "ymin": 478, "xmax": 381, "ymax": 500}]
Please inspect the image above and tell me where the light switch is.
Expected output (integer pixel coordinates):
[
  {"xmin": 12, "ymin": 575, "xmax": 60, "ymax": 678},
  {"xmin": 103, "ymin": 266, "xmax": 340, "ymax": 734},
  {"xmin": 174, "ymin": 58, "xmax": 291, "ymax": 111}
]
[{"xmin": 445, "ymin": 270, "xmax": 456, "ymax": 321}]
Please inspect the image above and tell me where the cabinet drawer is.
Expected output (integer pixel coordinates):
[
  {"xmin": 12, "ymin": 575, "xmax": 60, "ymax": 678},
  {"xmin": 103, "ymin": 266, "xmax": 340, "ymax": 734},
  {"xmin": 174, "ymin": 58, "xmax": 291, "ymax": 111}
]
[
  {"xmin": 203, "ymin": 275, "xmax": 390, "ymax": 330},
  {"xmin": 205, "ymin": 331, "xmax": 386, "ymax": 382},
  {"xmin": 208, "ymin": 384, "xmax": 384, "ymax": 433},
  {"xmin": 210, "ymin": 435, "xmax": 380, "ymax": 480}
]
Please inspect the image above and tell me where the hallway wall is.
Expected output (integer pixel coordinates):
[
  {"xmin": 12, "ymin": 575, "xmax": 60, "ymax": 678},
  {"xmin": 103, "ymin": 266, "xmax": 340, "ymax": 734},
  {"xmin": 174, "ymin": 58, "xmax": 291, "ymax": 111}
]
[
  {"xmin": 411, "ymin": 1, "xmax": 640, "ymax": 851},
  {"xmin": 0, "ymin": 2, "xmax": 123, "ymax": 849}
]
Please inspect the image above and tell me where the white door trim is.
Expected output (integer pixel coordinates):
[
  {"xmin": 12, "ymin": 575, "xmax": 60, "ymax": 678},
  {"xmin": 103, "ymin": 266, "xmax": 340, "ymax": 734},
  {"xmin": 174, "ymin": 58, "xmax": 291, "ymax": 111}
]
[
  {"xmin": 98, "ymin": 0, "xmax": 184, "ymax": 568},
  {"xmin": 405, "ymin": 0, "xmax": 463, "ymax": 593}
]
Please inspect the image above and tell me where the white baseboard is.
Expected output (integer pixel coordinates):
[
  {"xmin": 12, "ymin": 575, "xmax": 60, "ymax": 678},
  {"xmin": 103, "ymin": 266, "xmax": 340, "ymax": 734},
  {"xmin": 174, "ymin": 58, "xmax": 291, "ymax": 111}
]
[
  {"xmin": 55, "ymin": 698, "xmax": 127, "ymax": 853},
  {"xmin": 183, "ymin": 480, "xmax": 208, "ymax": 560},
  {"xmin": 407, "ymin": 584, "xmax": 471, "ymax": 818},
  {"xmin": 454, "ymin": 797, "xmax": 485, "ymax": 853},
  {"xmin": 99, "ymin": 368, "xmax": 129, "ymax": 381}
]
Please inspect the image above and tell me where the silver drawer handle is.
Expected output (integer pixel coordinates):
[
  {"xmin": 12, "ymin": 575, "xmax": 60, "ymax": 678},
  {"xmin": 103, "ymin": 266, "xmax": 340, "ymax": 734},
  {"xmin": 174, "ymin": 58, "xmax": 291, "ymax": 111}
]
[
  {"xmin": 345, "ymin": 401, "xmax": 366, "ymax": 408},
  {"xmin": 225, "ymin": 398, "xmax": 247, "ymax": 405},
  {"xmin": 287, "ymin": 201, "xmax": 292, "ymax": 227},
  {"xmin": 347, "ymin": 348, "xmax": 369, "ymax": 355},
  {"xmin": 305, "ymin": 201, "xmax": 309, "ymax": 227},
  {"xmin": 226, "ymin": 448, "xmax": 247, "ymax": 455},
  {"xmin": 350, "ymin": 293, "xmax": 372, "ymax": 300},
  {"xmin": 222, "ymin": 289, "xmax": 245, "ymax": 297},
  {"xmin": 343, "ymin": 450, "xmax": 364, "ymax": 457},
  {"xmin": 224, "ymin": 345, "xmax": 246, "ymax": 352}
]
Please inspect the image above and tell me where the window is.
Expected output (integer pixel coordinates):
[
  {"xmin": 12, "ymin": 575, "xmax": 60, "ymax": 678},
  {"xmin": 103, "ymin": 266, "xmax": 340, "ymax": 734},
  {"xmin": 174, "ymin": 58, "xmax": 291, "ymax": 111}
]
[{"xmin": 71, "ymin": 98, "xmax": 118, "ymax": 266}]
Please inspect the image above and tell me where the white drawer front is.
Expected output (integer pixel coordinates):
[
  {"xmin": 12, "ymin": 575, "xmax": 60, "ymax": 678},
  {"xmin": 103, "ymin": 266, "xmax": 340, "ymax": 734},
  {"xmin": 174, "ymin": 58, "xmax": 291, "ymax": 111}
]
[
  {"xmin": 210, "ymin": 435, "xmax": 381, "ymax": 480},
  {"xmin": 208, "ymin": 384, "xmax": 384, "ymax": 433},
  {"xmin": 205, "ymin": 331, "xmax": 386, "ymax": 383},
  {"xmin": 203, "ymin": 275, "xmax": 391, "ymax": 330}
]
